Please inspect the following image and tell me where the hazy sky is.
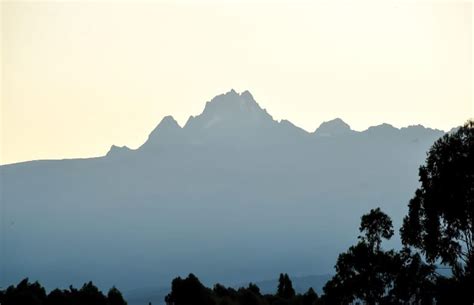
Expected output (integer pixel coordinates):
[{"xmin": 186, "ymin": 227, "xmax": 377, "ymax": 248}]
[{"xmin": 1, "ymin": 0, "xmax": 472, "ymax": 165}]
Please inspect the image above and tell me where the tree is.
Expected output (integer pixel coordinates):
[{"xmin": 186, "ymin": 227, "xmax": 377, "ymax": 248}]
[
  {"xmin": 277, "ymin": 273, "xmax": 295, "ymax": 299},
  {"xmin": 247, "ymin": 283, "xmax": 261, "ymax": 296},
  {"xmin": 301, "ymin": 287, "xmax": 318, "ymax": 305},
  {"xmin": 400, "ymin": 121, "xmax": 473, "ymax": 281},
  {"xmin": 322, "ymin": 209, "xmax": 399, "ymax": 305},
  {"xmin": 359, "ymin": 208, "xmax": 394, "ymax": 251},
  {"xmin": 213, "ymin": 283, "xmax": 233, "ymax": 299},
  {"xmin": 388, "ymin": 248, "xmax": 436, "ymax": 305},
  {"xmin": 108, "ymin": 286, "xmax": 127, "ymax": 305},
  {"xmin": 1, "ymin": 278, "xmax": 47, "ymax": 305},
  {"xmin": 77, "ymin": 281, "xmax": 107, "ymax": 305},
  {"xmin": 165, "ymin": 274, "xmax": 215, "ymax": 305},
  {"xmin": 46, "ymin": 288, "xmax": 70, "ymax": 305},
  {"xmin": 237, "ymin": 285, "xmax": 263, "ymax": 305}
]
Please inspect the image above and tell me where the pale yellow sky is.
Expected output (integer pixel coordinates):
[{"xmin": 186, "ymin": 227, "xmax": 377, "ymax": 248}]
[{"xmin": 1, "ymin": 0, "xmax": 472, "ymax": 165}]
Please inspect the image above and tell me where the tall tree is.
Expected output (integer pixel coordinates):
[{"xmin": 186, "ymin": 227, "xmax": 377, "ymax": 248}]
[
  {"xmin": 400, "ymin": 121, "xmax": 473, "ymax": 273},
  {"xmin": 277, "ymin": 273, "xmax": 295, "ymax": 299},
  {"xmin": 400, "ymin": 120, "xmax": 473, "ymax": 302},
  {"xmin": 322, "ymin": 209, "xmax": 399, "ymax": 305}
]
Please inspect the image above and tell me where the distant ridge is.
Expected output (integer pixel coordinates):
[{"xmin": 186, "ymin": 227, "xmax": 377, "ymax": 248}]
[
  {"xmin": 314, "ymin": 118, "xmax": 353, "ymax": 137},
  {"xmin": 109, "ymin": 89, "xmax": 445, "ymax": 156}
]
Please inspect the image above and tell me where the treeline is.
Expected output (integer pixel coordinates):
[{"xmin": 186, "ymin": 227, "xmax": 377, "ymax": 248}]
[
  {"xmin": 0, "ymin": 279, "xmax": 127, "ymax": 305},
  {"xmin": 1, "ymin": 121, "xmax": 472, "ymax": 305},
  {"xmin": 165, "ymin": 273, "xmax": 317, "ymax": 305}
]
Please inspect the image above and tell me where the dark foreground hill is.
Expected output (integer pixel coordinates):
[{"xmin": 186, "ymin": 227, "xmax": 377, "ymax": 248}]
[{"xmin": 1, "ymin": 89, "xmax": 445, "ymax": 291}]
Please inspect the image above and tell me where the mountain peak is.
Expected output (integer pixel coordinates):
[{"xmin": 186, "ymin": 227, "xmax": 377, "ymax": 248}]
[
  {"xmin": 138, "ymin": 115, "xmax": 182, "ymax": 150},
  {"xmin": 148, "ymin": 115, "xmax": 181, "ymax": 137},
  {"xmin": 202, "ymin": 89, "xmax": 261, "ymax": 115},
  {"xmin": 184, "ymin": 89, "xmax": 273, "ymax": 130},
  {"xmin": 157, "ymin": 115, "xmax": 180, "ymax": 129},
  {"xmin": 106, "ymin": 144, "xmax": 132, "ymax": 157},
  {"xmin": 240, "ymin": 90, "xmax": 254, "ymax": 101},
  {"xmin": 314, "ymin": 118, "xmax": 352, "ymax": 136},
  {"xmin": 365, "ymin": 123, "xmax": 398, "ymax": 134}
]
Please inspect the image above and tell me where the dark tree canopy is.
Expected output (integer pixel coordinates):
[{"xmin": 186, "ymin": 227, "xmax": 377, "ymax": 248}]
[
  {"xmin": 400, "ymin": 121, "xmax": 474, "ymax": 277},
  {"xmin": 321, "ymin": 208, "xmax": 437, "ymax": 305},
  {"xmin": 1, "ymin": 278, "xmax": 47, "ymax": 305},
  {"xmin": 323, "ymin": 209, "xmax": 394, "ymax": 305},
  {"xmin": 165, "ymin": 273, "xmax": 215, "ymax": 305},
  {"xmin": 277, "ymin": 273, "xmax": 295, "ymax": 299},
  {"xmin": 77, "ymin": 281, "xmax": 108, "ymax": 305},
  {"xmin": 389, "ymin": 248, "xmax": 436, "ymax": 305},
  {"xmin": 301, "ymin": 287, "xmax": 318, "ymax": 305},
  {"xmin": 108, "ymin": 286, "xmax": 127, "ymax": 305},
  {"xmin": 323, "ymin": 243, "xmax": 399, "ymax": 305},
  {"xmin": 0, "ymin": 278, "xmax": 127, "ymax": 305},
  {"xmin": 359, "ymin": 207, "xmax": 394, "ymax": 251},
  {"xmin": 166, "ymin": 274, "xmax": 309, "ymax": 305}
]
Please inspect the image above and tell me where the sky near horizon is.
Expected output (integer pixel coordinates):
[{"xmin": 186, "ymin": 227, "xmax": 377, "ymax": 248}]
[{"xmin": 1, "ymin": 0, "xmax": 472, "ymax": 165}]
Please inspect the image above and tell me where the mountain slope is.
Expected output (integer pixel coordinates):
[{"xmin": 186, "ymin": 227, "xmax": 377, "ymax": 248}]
[{"xmin": 0, "ymin": 90, "xmax": 445, "ymax": 293}]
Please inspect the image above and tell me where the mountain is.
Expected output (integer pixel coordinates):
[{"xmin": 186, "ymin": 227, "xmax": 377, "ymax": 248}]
[
  {"xmin": 314, "ymin": 118, "xmax": 354, "ymax": 137},
  {"xmin": 0, "ymin": 90, "xmax": 445, "ymax": 295},
  {"xmin": 184, "ymin": 89, "xmax": 274, "ymax": 131}
]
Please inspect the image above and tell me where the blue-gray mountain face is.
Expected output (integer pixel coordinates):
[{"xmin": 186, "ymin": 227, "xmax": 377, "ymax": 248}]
[{"xmin": 1, "ymin": 90, "xmax": 445, "ymax": 291}]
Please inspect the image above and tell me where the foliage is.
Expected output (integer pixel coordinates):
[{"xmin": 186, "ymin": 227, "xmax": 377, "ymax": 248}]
[
  {"xmin": 165, "ymin": 273, "xmax": 315, "ymax": 305},
  {"xmin": 322, "ymin": 209, "xmax": 401, "ymax": 305},
  {"xmin": 108, "ymin": 286, "xmax": 127, "ymax": 305},
  {"xmin": 400, "ymin": 121, "xmax": 473, "ymax": 277},
  {"xmin": 359, "ymin": 208, "xmax": 394, "ymax": 251},
  {"xmin": 400, "ymin": 120, "xmax": 474, "ymax": 304},
  {"xmin": 165, "ymin": 273, "xmax": 215, "ymax": 305},
  {"xmin": 277, "ymin": 273, "xmax": 296, "ymax": 299},
  {"xmin": 0, "ymin": 279, "xmax": 126, "ymax": 305}
]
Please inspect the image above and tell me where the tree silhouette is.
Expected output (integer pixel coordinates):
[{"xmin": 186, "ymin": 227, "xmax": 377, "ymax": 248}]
[
  {"xmin": 237, "ymin": 285, "xmax": 263, "ymax": 305},
  {"xmin": 46, "ymin": 288, "xmax": 70, "ymax": 305},
  {"xmin": 1, "ymin": 278, "xmax": 47, "ymax": 305},
  {"xmin": 322, "ymin": 209, "xmax": 399, "ymax": 305},
  {"xmin": 359, "ymin": 207, "xmax": 394, "ymax": 251},
  {"xmin": 108, "ymin": 286, "xmax": 127, "ymax": 305},
  {"xmin": 301, "ymin": 287, "xmax": 318, "ymax": 305},
  {"xmin": 388, "ymin": 248, "xmax": 436, "ymax": 305},
  {"xmin": 0, "ymin": 278, "xmax": 130, "ymax": 305},
  {"xmin": 277, "ymin": 273, "xmax": 295, "ymax": 299},
  {"xmin": 165, "ymin": 273, "xmax": 215, "ymax": 305},
  {"xmin": 77, "ymin": 281, "xmax": 107, "ymax": 305},
  {"xmin": 400, "ymin": 120, "xmax": 474, "ymax": 303}
]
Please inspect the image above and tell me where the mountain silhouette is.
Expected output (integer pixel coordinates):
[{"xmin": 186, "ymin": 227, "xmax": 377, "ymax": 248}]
[
  {"xmin": 1, "ymin": 89, "xmax": 446, "ymax": 293},
  {"xmin": 184, "ymin": 89, "xmax": 273, "ymax": 130},
  {"xmin": 314, "ymin": 118, "xmax": 353, "ymax": 137}
]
